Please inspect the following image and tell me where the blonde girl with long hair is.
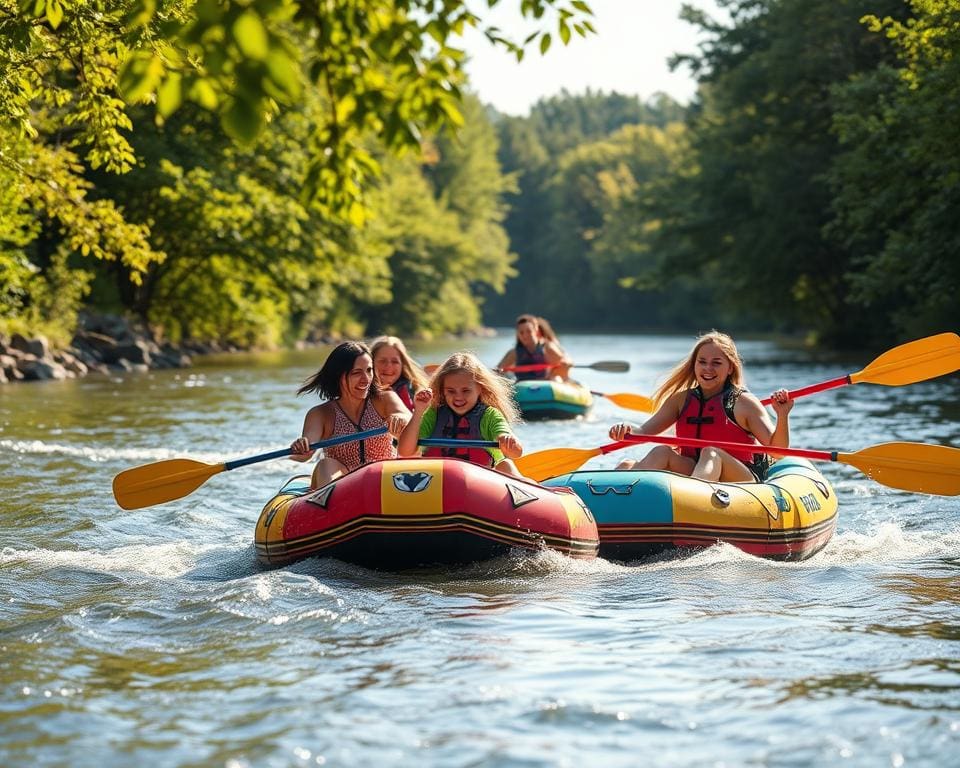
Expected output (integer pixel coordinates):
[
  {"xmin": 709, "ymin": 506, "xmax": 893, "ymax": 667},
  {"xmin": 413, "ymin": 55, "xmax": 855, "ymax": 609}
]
[
  {"xmin": 609, "ymin": 331, "xmax": 793, "ymax": 482},
  {"xmin": 398, "ymin": 351, "xmax": 526, "ymax": 477},
  {"xmin": 370, "ymin": 335, "xmax": 429, "ymax": 411}
]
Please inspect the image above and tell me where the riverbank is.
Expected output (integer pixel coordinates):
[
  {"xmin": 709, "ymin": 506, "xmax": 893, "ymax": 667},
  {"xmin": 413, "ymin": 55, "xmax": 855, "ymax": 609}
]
[
  {"xmin": 0, "ymin": 313, "xmax": 498, "ymax": 385},
  {"xmin": 0, "ymin": 313, "xmax": 196, "ymax": 384}
]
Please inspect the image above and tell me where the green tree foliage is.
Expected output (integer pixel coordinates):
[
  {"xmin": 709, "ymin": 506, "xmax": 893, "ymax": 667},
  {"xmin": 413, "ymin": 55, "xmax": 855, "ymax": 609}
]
[
  {"xmin": 0, "ymin": 0, "xmax": 162, "ymax": 337},
  {"xmin": 485, "ymin": 1, "xmax": 956, "ymax": 345},
  {"xmin": 360, "ymin": 96, "xmax": 517, "ymax": 338},
  {"xmin": 485, "ymin": 91, "xmax": 690, "ymax": 327},
  {"xmin": 0, "ymin": 0, "xmax": 591, "ymax": 345},
  {"xmin": 89, "ymin": 98, "xmax": 388, "ymax": 346},
  {"xmin": 640, "ymin": 0, "xmax": 907, "ymax": 345},
  {"xmin": 521, "ymin": 88, "xmax": 685, "ymax": 157},
  {"xmin": 115, "ymin": 0, "xmax": 595, "ymax": 221},
  {"xmin": 827, "ymin": 0, "xmax": 960, "ymax": 340}
]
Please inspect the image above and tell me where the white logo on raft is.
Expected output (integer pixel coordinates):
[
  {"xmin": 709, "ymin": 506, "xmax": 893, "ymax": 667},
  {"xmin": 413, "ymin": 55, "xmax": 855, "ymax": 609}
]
[{"xmin": 392, "ymin": 472, "xmax": 433, "ymax": 493}]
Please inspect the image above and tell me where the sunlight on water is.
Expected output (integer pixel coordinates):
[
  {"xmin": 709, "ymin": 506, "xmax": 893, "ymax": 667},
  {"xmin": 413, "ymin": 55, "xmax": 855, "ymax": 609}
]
[{"xmin": 2, "ymin": 335, "xmax": 959, "ymax": 767}]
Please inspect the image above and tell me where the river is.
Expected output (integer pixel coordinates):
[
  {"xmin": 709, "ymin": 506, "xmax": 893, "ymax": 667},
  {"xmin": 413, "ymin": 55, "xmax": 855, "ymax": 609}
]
[{"xmin": 2, "ymin": 333, "xmax": 959, "ymax": 767}]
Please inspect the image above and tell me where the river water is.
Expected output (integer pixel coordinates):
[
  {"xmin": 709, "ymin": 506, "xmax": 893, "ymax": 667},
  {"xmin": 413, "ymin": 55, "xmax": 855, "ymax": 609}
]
[{"xmin": 2, "ymin": 333, "xmax": 959, "ymax": 767}]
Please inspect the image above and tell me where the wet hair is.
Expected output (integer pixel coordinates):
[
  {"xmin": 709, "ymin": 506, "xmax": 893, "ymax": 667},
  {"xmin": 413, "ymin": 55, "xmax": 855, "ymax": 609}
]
[
  {"xmin": 297, "ymin": 341, "xmax": 378, "ymax": 400},
  {"xmin": 429, "ymin": 351, "xmax": 520, "ymax": 424},
  {"xmin": 370, "ymin": 335, "xmax": 429, "ymax": 392},
  {"xmin": 652, "ymin": 330, "xmax": 745, "ymax": 408}
]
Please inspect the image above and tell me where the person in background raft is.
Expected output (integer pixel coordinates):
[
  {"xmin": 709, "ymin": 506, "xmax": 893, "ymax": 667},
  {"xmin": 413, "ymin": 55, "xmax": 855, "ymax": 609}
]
[
  {"xmin": 370, "ymin": 335, "xmax": 429, "ymax": 411},
  {"xmin": 397, "ymin": 351, "xmax": 526, "ymax": 478},
  {"xmin": 608, "ymin": 331, "xmax": 793, "ymax": 482},
  {"xmin": 496, "ymin": 314, "xmax": 572, "ymax": 381},
  {"xmin": 290, "ymin": 341, "xmax": 410, "ymax": 489}
]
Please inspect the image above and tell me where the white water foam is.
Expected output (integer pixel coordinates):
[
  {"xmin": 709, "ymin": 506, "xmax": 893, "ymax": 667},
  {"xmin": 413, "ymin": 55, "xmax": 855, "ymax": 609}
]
[
  {"xmin": 0, "ymin": 540, "xmax": 233, "ymax": 579},
  {"xmin": 821, "ymin": 522, "xmax": 960, "ymax": 565}
]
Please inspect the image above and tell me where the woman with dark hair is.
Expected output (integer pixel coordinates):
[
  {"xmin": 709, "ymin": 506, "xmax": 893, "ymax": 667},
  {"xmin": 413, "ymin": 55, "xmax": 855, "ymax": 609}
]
[
  {"xmin": 496, "ymin": 314, "xmax": 572, "ymax": 381},
  {"xmin": 289, "ymin": 341, "xmax": 410, "ymax": 488}
]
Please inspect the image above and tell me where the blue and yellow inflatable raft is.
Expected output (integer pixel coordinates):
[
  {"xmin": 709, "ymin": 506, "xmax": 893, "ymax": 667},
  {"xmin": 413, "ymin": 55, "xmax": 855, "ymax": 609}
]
[{"xmin": 541, "ymin": 457, "xmax": 837, "ymax": 561}]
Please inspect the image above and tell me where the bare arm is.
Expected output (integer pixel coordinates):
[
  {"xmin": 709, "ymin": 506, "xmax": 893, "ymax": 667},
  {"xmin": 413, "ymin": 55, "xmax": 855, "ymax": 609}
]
[
  {"xmin": 374, "ymin": 389, "xmax": 411, "ymax": 437},
  {"xmin": 397, "ymin": 389, "xmax": 432, "ymax": 457},
  {"xmin": 290, "ymin": 404, "xmax": 332, "ymax": 462},
  {"xmin": 609, "ymin": 391, "xmax": 684, "ymax": 440},
  {"xmin": 495, "ymin": 348, "xmax": 517, "ymax": 372},
  {"xmin": 737, "ymin": 389, "xmax": 793, "ymax": 448},
  {"xmin": 498, "ymin": 432, "xmax": 523, "ymax": 459},
  {"xmin": 544, "ymin": 341, "xmax": 572, "ymax": 367}
]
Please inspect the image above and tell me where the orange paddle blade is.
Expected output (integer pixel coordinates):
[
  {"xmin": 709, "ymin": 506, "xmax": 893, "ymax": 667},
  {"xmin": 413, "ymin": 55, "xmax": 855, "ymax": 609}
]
[
  {"xmin": 113, "ymin": 459, "xmax": 225, "ymax": 510},
  {"xmin": 515, "ymin": 446, "xmax": 605, "ymax": 482},
  {"xmin": 852, "ymin": 332, "xmax": 960, "ymax": 386},
  {"xmin": 840, "ymin": 442, "xmax": 960, "ymax": 496},
  {"xmin": 594, "ymin": 392, "xmax": 654, "ymax": 412}
]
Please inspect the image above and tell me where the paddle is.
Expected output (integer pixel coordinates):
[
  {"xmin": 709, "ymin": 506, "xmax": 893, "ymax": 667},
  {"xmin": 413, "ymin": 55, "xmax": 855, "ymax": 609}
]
[
  {"xmin": 423, "ymin": 359, "xmax": 631, "ymax": 376},
  {"xmin": 501, "ymin": 360, "xmax": 630, "ymax": 374},
  {"xmin": 418, "ymin": 438, "xmax": 498, "ymax": 449},
  {"xmin": 575, "ymin": 334, "xmax": 960, "ymax": 416},
  {"xmin": 515, "ymin": 433, "xmax": 960, "ymax": 495},
  {"xmin": 590, "ymin": 391, "xmax": 655, "ymax": 412},
  {"xmin": 112, "ymin": 427, "xmax": 389, "ymax": 510},
  {"xmin": 763, "ymin": 332, "xmax": 960, "ymax": 404}
]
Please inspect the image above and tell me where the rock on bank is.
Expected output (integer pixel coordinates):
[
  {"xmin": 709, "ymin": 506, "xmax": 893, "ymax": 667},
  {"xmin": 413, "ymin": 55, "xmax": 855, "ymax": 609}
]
[{"xmin": 0, "ymin": 313, "xmax": 192, "ymax": 384}]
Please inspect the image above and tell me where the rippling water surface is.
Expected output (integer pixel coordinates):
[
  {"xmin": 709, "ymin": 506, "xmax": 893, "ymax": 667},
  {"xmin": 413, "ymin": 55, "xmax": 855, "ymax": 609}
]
[{"xmin": 2, "ymin": 334, "xmax": 959, "ymax": 767}]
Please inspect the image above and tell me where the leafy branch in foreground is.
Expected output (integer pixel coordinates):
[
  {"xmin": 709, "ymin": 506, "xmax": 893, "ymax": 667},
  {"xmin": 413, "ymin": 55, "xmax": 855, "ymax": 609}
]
[{"xmin": 114, "ymin": 0, "xmax": 595, "ymax": 222}]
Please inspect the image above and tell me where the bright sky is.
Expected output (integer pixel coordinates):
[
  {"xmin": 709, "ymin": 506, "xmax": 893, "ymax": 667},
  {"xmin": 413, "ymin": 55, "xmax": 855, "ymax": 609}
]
[{"xmin": 460, "ymin": 0, "xmax": 723, "ymax": 115}]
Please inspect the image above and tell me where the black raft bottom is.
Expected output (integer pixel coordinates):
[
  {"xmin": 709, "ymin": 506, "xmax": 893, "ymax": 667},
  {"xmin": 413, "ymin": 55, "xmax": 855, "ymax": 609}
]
[{"xmin": 308, "ymin": 531, "xmax": 523, "ymax": 571}]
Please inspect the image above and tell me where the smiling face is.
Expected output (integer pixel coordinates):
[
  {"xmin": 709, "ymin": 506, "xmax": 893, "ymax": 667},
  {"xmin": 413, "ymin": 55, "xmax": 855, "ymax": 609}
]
[
  {"xmin": 441, "ymin": 370, "xmax": 480, "ymax": 415},
  {"xmin": 373, "ymin": 345, "xmax": 403, "ymax": 388},
  {"xmin": 693, "ymin": 342, "xmax": 733, "ymax": 396},
  {"xmin": 339, "ymin": 353, "xmax": 374, "ymax": 401},
  {"xmin": 516, "ymin": 319, "xmax": 540, "ymax": 351}
]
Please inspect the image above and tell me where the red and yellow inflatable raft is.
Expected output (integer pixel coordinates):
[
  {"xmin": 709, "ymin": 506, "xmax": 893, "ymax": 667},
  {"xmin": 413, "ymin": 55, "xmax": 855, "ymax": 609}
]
[{"xmin": 255, "ymin": 458, "xmax": 599, "ymax": 569}]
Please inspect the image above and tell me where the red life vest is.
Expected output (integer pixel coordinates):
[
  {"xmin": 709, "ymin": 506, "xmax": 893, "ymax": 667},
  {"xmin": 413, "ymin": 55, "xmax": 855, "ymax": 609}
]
[
  {"xmin": 424, "ymin": 403, "xmax": 496, "ymax": 467},
  {"xmin": 514, "ymin": 342, "xmax": 548, "ymax": 381},
  {"xmin": 675, "ymin": 385, "xmax": 762, "ymax": 466},
  {"xmin": 391, "ymin": 377, "xmax": 414, "ymax": 410}
]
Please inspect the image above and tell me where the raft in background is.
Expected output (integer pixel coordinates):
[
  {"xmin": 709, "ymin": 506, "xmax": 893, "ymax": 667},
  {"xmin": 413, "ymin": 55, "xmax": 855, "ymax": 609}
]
[
  {"xmin": 256, "ymin": 458, "xmax": 599, "ymax": 569},
  {"xmin": 514, "ymin": 379, "xmax": 593, "ymax": 420},
  {"xmin": 541, "ymin": 457, "xmax": 837, "ymax": 562}
]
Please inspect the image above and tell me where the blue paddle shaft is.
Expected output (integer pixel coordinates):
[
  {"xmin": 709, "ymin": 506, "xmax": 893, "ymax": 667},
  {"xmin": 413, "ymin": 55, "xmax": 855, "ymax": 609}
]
[
  {"xmin": 417, "ymin": 438, "xmax": 499, "ymax": 448},
  {"xmin": 224, "ymin": 427, "xmax": 390, "ymax": 471}
]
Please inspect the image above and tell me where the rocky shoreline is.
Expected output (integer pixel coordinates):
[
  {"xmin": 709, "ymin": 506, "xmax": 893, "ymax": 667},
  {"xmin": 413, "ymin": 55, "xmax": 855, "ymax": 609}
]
[
  {"xmin": 1, "ymin": 313, "xmax": 498, "ymax": 385},
  {"xmin": 0, "ymin": 313, "xmax": 195, "ymax": 384}
]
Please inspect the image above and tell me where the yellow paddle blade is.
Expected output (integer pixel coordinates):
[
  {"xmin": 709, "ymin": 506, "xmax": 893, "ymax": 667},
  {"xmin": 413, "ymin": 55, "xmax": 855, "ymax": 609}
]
[
  {"xmin": 597, "ymin": 392, "xmax": 654, "ymax": 412},
  {"xmin": 852, "ymin": 332, "xmax": 960, "ymax": 386},
  {"xmin": 113, "ymin": 459, "xmax": 225, "ymax": 510},
  {"xmin": 841, "ymin": 442, "xmax": 960, "ymax": 496},
  {"xmin": 515, "ymin": 446, "xmax": 604, "ymax": 482}
]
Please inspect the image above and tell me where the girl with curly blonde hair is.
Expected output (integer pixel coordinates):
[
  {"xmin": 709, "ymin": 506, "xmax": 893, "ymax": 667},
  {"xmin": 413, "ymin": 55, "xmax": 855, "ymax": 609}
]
[{"xmin": 398, "ymin": 351, "xmax": 526, "ymax": 477}]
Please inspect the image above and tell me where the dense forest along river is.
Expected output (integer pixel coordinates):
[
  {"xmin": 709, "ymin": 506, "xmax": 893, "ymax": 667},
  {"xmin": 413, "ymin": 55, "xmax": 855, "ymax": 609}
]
[{"xmin": 2, "ymin": 333, "xmax": 959, "ymax": 767}]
